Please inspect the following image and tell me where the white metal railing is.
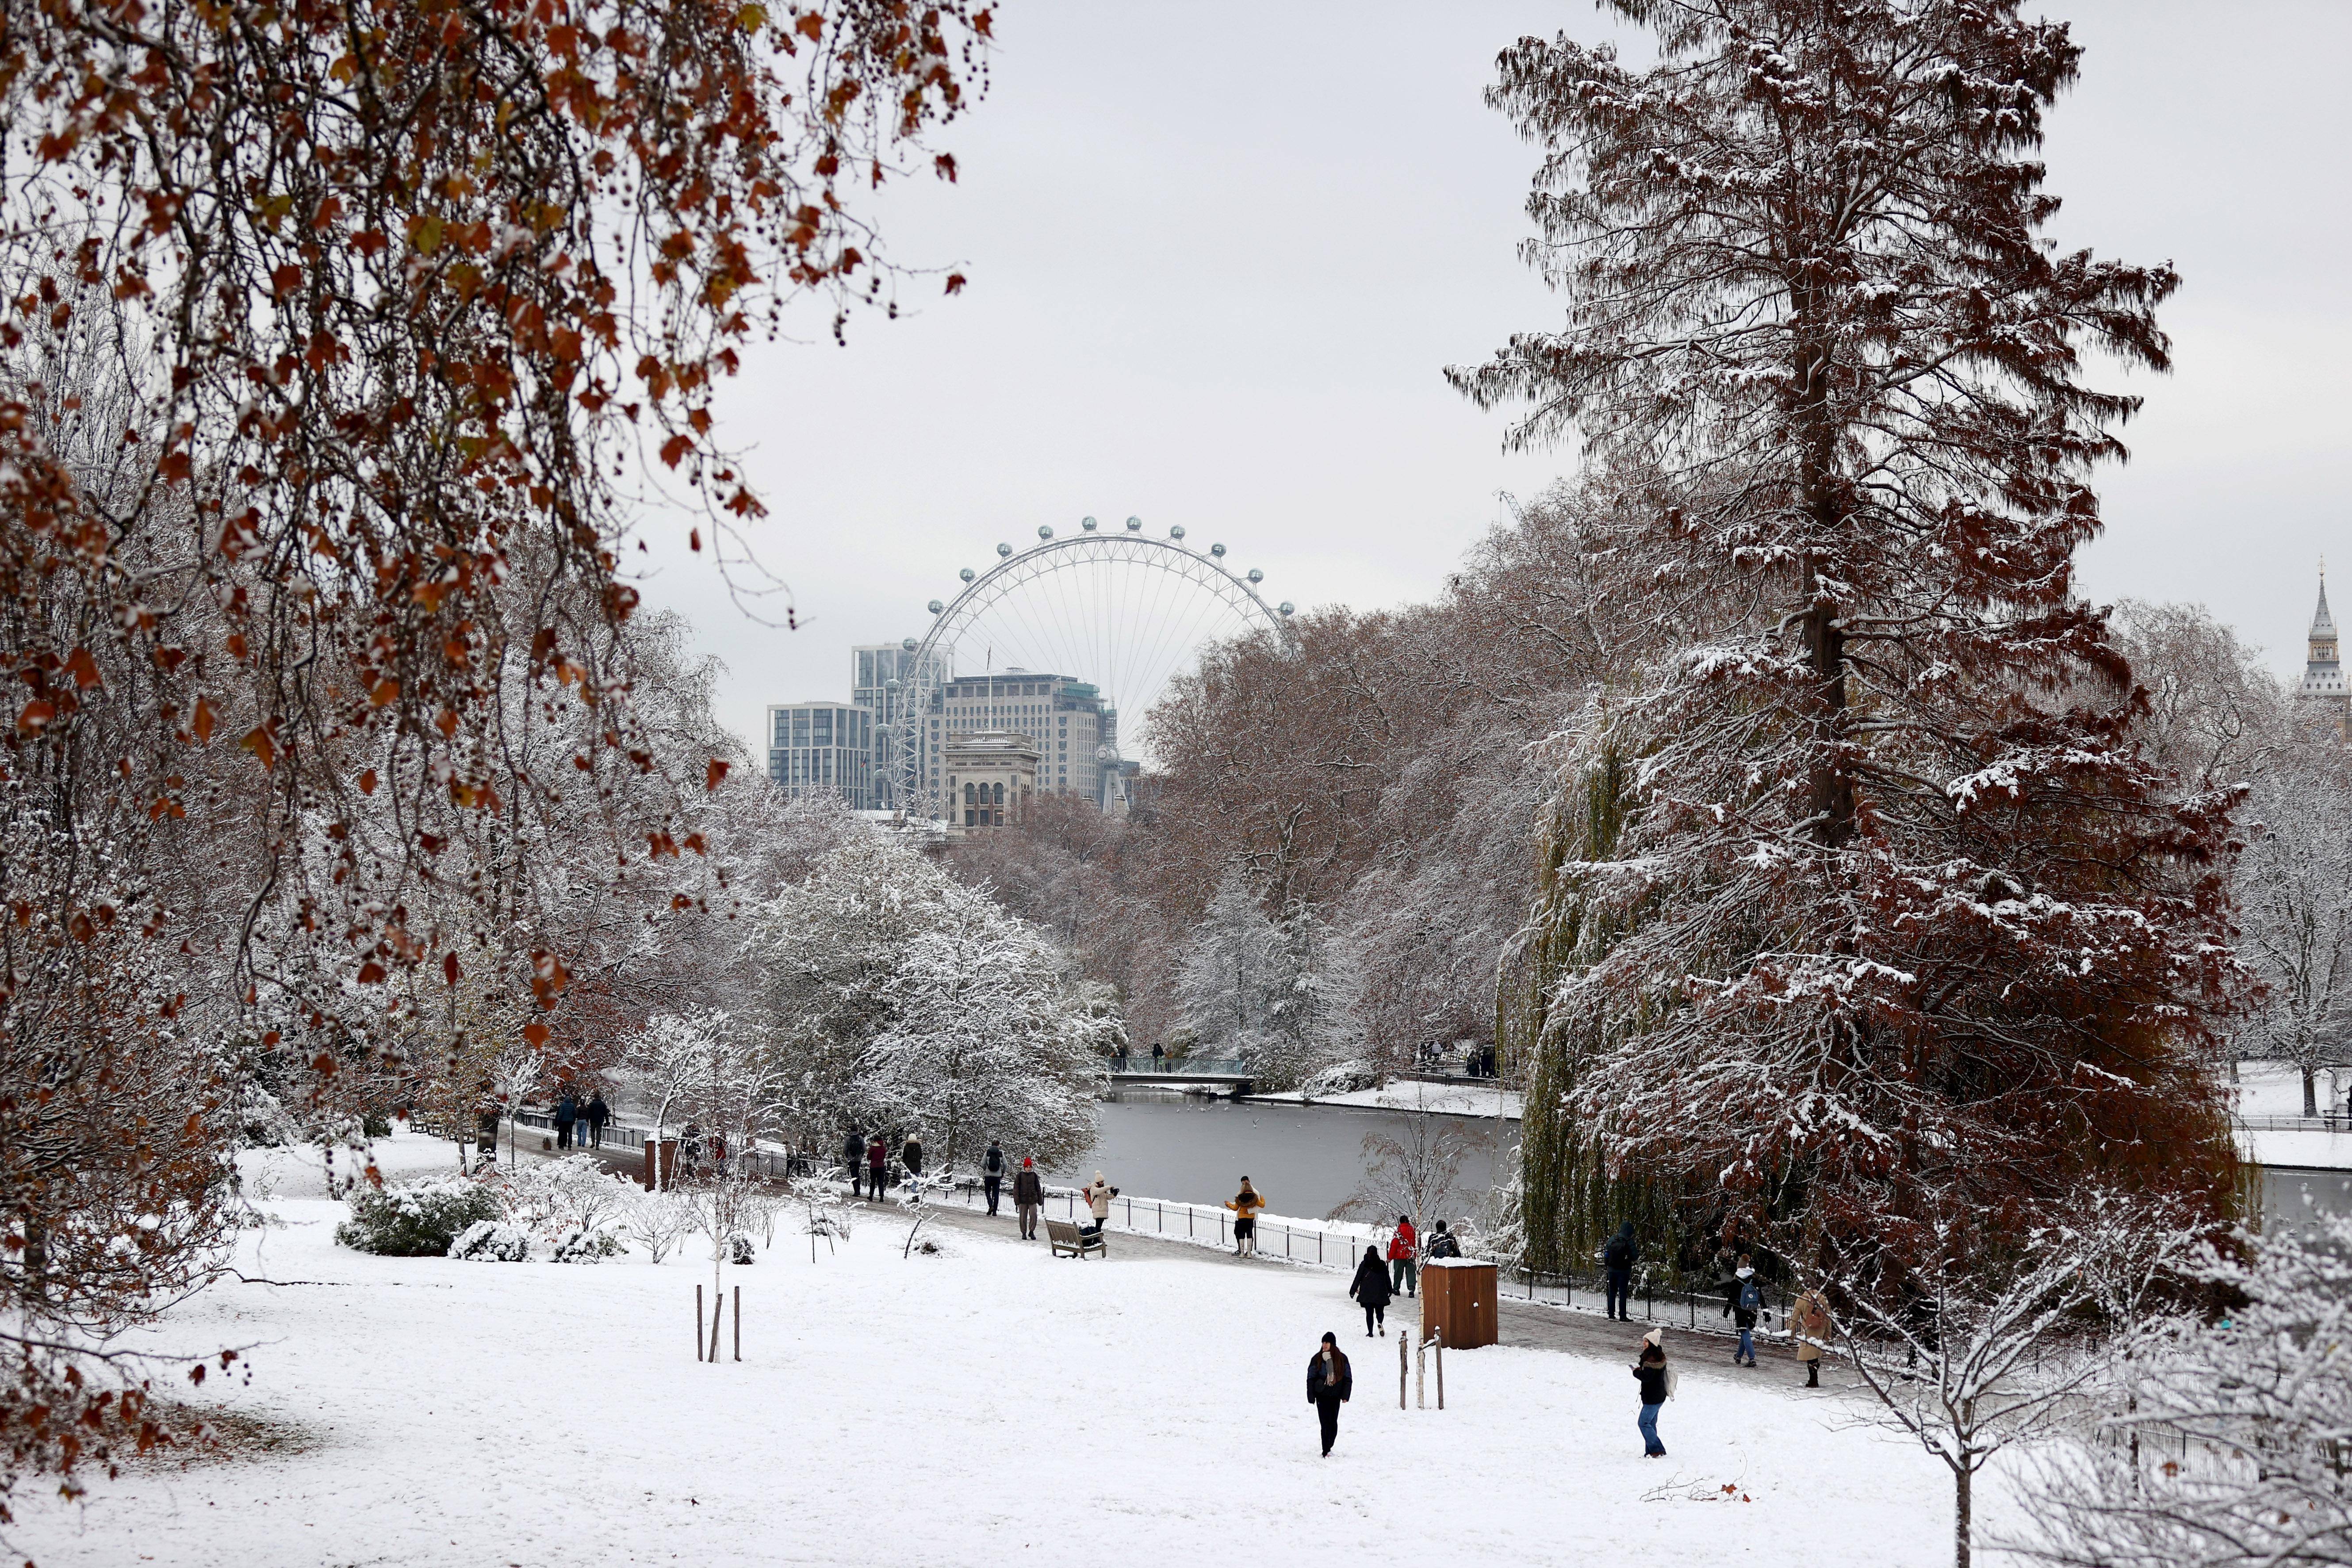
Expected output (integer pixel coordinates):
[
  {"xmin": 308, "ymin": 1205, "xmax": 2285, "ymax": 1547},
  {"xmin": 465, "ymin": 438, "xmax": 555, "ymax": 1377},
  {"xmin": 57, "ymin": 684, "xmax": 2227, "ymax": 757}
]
[
  {"xmin": 938, "ymin": 1177, "xmax": 1379, "ymax": 1266},
  {"xmin": 2238, "ymin": 1112, "xmax": 2352, "ymax": 1134}
]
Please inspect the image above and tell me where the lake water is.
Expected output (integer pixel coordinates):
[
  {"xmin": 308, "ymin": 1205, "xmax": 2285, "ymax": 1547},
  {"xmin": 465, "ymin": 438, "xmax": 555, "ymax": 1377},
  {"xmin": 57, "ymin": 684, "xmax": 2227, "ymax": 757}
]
[{"xmin": 1046, "ymin": 1092, "xmax": 1519, "ymax": 1223}]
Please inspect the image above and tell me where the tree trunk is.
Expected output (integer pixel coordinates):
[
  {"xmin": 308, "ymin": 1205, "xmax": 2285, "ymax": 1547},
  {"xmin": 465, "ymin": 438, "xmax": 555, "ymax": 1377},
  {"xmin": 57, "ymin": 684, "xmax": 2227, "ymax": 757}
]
[
  {"xmin": 2305, "ymin": 1066, "xmax": 2319, "ymax": 1119},
  {"xmin": 1954, "ymin": 1463, "xmax": 1972, "ymax": 1568}
]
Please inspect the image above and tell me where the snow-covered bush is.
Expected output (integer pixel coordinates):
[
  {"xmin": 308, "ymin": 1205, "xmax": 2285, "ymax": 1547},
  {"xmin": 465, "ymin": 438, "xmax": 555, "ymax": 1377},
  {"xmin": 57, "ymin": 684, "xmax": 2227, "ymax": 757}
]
[
  {"xmin": 448, "ymin": 1219, "xmax": 530, "ymax": 1261},
  {"xmin": 486, "ymin": 1155, "xmax": 637, "ymax": 1246},
  {"xmin": 726, "ymin": 1234, "xmax": 756, "ymax": 1265},
  {"xmin": 1177, "ymin": 869, "xmax": 1362, "ymax": 1091},
  {"xmin": 622, "ymin": 1188, "xmax": 696, "ymax": 1264},
  {"xmin": 551, "ymin": 1227, "xmax": 625, "ymax": 1263},
  {"xmin": 334, "ymin": 1177, "xmax": 502, "ymax": 1257},
  {"xmin": 1298, "ymin": 1059, "xmax": 1377, "ymax": 1099}
]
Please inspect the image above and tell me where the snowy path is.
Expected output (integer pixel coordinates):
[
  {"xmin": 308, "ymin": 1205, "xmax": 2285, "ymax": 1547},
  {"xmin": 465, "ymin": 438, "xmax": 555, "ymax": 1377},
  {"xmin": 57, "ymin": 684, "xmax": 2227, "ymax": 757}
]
[{"xmin": 11, "ymin": 1168, "xmax": 1997, "ymax": 1568}]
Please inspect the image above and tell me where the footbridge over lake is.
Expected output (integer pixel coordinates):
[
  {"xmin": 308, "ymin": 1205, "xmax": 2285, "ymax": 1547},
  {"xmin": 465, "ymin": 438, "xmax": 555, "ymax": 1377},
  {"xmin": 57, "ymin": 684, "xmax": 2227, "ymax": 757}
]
[{"xmin": 1105, "ymin": 1055, "xmax": 1254, "ymax": 1095}]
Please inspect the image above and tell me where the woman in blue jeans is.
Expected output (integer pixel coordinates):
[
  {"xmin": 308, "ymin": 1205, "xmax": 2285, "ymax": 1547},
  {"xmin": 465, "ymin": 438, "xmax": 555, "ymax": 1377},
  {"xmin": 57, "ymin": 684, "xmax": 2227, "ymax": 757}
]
[{"xmin": 1633, "ymin": 1336, "xmax": 1670, "ymax": 1457}]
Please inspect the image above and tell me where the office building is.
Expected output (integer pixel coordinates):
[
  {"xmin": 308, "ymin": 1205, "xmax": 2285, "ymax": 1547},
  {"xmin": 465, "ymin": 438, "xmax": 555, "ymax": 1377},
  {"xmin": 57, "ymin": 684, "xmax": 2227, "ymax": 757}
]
[{"xmin": 765, "ymin": 701, "xmax": 877, "ymax": 809}]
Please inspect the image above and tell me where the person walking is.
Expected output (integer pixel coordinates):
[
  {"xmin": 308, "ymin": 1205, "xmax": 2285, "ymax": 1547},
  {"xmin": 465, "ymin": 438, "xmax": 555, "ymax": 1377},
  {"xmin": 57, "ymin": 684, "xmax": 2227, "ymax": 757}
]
[
  {"xmin": 844, "ymin": 1129, "xmax": 868, "ymax": 1197},
  {"xmin": 1424, "ymin": 1220, "xmax": 1462, "ymax": 1260},
  {"xmin": 584, "ymin": 1092, "xmax": 610, "ymax": 1150},
  {"xmin": 1079, "ymin": 1172, "xmax": 1117, "ymax": 1238},
  {"xmin": 982, "ymin": 1139, "xmax": 1007, "ymax": 1216},
  {"xmin": 1387, "ymin": 1216, "xmax": 1418, "ymax": 1298},
  {"xmin": 1226, "ymin": 1177, "xmax": 1266, "ymax": 1257},
  {"xmin": 902, "ymin": 1132, "xmax": 924, "ymax": 1182},
  {"xmin": 1151, "ymin": 1042, "xmax": 1165, "ymax": 1070},
  {"xmin": 552, "ymin": 1089, "xmax": 577, "ymax": 1150},
  {"xmin": 1306, "ymin": 1332, "xmax": 1354, "ymax": 1457},
  {"xmin": 1013, "ymin": 1157, "xmax": 1045, "ymax": 1240},
  {"xmin": 1348, "ymin": 1245, "xmax": 1393, "ymax": 1337},
  {"xmin": 1792, "ymin": 1288, "xmax": 1831, "ymax": 1388},
  {"xmin": 1634, "ymin": 1332, "xmax": 1673, "ymax": 1457},
  {"xmin": 1732, "ymin": 1261, "xmax": 1763, "ymax": 1366},
  {"xmin": 1602, "ymin": 1221, "xmax": 1638, "ymax": 1321},
  {"xmin": 866, "ymin": 1134, "xmax": 889, "ymax": 1199}
]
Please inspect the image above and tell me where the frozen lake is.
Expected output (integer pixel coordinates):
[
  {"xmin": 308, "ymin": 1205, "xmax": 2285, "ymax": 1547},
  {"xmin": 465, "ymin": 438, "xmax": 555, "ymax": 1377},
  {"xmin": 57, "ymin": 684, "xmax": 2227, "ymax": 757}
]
[{"xmin": 1049, "ymin": 1092, "xmax": 1519, "ymax": 1223}]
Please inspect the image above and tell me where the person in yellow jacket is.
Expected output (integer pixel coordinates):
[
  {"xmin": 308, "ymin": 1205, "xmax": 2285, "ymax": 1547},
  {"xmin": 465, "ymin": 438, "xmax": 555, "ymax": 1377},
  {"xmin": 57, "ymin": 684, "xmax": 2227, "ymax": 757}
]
[{"xmin": 1226, "ymin": 1177, "xmax": 1266, "ymax": 1257}]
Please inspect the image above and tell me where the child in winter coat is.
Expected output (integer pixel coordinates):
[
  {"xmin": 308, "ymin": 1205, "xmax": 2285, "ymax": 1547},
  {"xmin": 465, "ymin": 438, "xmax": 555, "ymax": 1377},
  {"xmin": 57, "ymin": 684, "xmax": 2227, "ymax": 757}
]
[{"xmin": 1634, "ymin": 1332, "xmax": 1673, "ymax": 1457}]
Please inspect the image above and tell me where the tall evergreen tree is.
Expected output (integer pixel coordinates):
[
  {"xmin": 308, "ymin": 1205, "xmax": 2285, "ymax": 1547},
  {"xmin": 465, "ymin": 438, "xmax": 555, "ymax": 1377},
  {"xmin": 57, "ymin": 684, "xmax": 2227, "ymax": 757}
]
[{"xmin": 1459, "ymin": 2, "xmax": 2242, "ymax": 1270}]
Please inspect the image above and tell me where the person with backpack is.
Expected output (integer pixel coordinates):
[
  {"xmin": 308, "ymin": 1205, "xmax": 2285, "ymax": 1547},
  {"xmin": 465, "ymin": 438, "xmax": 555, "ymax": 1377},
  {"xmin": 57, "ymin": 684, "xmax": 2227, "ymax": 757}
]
[
  {"xmin": 1012, "ymin": 1156, "xmax": 1045, "ymax": 1239},
  {"xmin": 1732, "ymin": 1259, "xmax": 1765, "ymax": 1367},
  {"xmin": 1306, "ymin": 1332, "xmax": 1354, "ymax": 1457},
  {"xmin": 981, "ymin": 1139, "xmax": 1007, "ymax": 1216},
  {"xmin": 1348, "ymin": 1245, "xmax": 1393, "ymax": 1337},
  {"xmin": 1226, "ymin": 1177, "xmax": 1266, "ymax": 1257},
  {"xmin": 843, "ymin": 1129, "xmax": 868, "ymax": 1197},
  {"xmin": 1601, "ymin": 1221, "xmax": 1637, "ymax": 1320},
  {"xmin": 1387, "ymin": 1215, "xmax": 1419, "ymax": 1298},
  {"xmin": 1634, "ymin": 1331, "xmax": 1674, "ymax": 1457},
  {"xmin": 1424, "ymin": 1219, "xmax": 1463, "ymax": 1260}
]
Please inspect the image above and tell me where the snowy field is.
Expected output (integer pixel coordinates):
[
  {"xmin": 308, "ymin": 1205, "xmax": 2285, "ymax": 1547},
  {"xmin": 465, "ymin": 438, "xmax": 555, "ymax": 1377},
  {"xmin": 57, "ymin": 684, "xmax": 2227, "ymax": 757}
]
[{"xmin": 11, "ymin": 1134, "xmax": 1990, "ymax": 1568}]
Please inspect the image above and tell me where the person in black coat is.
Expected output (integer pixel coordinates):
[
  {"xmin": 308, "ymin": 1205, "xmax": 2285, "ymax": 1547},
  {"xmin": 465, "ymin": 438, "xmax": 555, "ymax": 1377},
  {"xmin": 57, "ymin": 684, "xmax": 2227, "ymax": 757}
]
[
  {"xmin": 1306, "ymin": 1333, "xmax": 1354, "ymax": 1457},
  {"xmin": 1634, "ymin": 1339, "xmax": 1670, "ymax": 1457},
  {"xmin": 584, "ymin": 1093, "xmax": 610, "ymax": 1150},
  {"xmin": 1602, "ymin": 1221, "xmax": 1638, "ymax": 1321},
  {"xmin": 552, "ymin": 1090, "xmax": 577, "ymax": 1150},
  {"xmin": 1348, "ymin": 1245, "xmax": 1394, "ymax": 1337},
  {"xmin": 1424, "ymin": 1220, "xmax": 1463, "ymax": 1260},
  {"xmin": 843, "ymin": 1129, "xmax": 867, "ymax": 1197},
  {"xmin": 981, "ymin": 1139, "xmax": 1007, "ymax": 1215}
]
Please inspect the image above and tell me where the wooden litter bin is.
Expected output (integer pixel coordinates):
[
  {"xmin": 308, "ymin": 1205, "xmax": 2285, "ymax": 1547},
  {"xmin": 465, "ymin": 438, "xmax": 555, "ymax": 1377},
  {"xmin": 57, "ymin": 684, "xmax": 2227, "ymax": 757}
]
[
  {"xmin": 1421, "ymin": 1259, "xmax": 1498, "ymax": 1349},
  {"xmin": 642, "ymin": 1138, "xmax": 678, "ymax": 1191}
]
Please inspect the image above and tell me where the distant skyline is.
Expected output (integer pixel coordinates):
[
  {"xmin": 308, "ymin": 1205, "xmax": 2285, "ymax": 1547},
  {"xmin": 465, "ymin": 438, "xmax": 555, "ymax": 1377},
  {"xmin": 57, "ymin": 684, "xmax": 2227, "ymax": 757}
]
[{"xmin": 624, "ymin": 1, "xmax": 2352, "ymax": 755}]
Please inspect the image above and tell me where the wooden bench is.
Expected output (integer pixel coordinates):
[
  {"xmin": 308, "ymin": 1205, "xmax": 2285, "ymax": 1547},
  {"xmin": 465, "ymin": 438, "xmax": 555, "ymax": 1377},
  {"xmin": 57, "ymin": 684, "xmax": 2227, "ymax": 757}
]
[{"xmin": 1047, "ymin": 1218, "xmax": 1106, "ymax": 1259}]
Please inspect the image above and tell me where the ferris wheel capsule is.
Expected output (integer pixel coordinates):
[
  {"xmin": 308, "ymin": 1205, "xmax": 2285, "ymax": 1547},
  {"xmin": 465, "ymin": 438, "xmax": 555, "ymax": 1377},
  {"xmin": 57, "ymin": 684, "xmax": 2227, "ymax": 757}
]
[
  {"xmin": 1168, "ymin": 525, "xmax": 1186, "ymax": 541},
  {"xmin": 901, "ymin": 637, "xmax": 919, "ymax": 651},
  {"xmin": 997, "ymin": 543, "xmax": 1013, "ymax": 558},
  {"xmin": 1125, "ymin": 516, "xmax": 1142, "ymax": 532},
  {"xmin": 1081, "ymin": 516, "xmax": 1099, "ymax": 531},
  {"xmin": 1209, "ymin": 542, "xmax": 1226, "ymax": 558},
  {"xmin": 1247, "ymin": 568, "xmax": 1264, "ymax": 584},
  {"xmin": 1278, "ymin": 602, "xmax": 1295, "ymax": 616},
  {"xmin": 927, "ymin": 599, "xmax": 943, "ymax": 614},
  {"xmin": 1038, "ymin": 525, "xmax": 1054, "ymax": 541},
  {"xmin": 960, "ymin": 567, "xmax": 976, "ymax": 583}
]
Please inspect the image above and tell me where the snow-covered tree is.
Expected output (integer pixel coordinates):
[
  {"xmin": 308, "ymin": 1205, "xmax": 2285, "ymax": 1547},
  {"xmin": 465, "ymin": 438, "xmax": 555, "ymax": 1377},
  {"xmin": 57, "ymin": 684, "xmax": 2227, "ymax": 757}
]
[
  {"xmin": 863, "ymin": 914, "xmax": 1112, "ymax": 1176},
  {"xmin": 1465, "ymin": 0, "xmax": 2244, "ymax": 1273},
  {"xmin": 2233, "ymin": 742, "xmax": 2352, "ymax": 1114},
  {"xmin": 624, "ymin": 1008, "xmax": 732, "ymax": 1181},
  {"xmin": 2013, "ymin": 1215, "xmax": 2352, "ymax": 1568},
  {"xmin": 1824, "ymin": 1190, "xmax": 2211, "ymax": 1568},
  {"xmin": 1260, "ymin": 899, "xmax": 1365, "ymax": 1090},
  {"xmin": 1176, "ymin": 867, "xmax": 1279, "ymax": 1061},
  {"xmin": 749, "ymin": 835, "xmax": 1116, "ymax": 1162}
]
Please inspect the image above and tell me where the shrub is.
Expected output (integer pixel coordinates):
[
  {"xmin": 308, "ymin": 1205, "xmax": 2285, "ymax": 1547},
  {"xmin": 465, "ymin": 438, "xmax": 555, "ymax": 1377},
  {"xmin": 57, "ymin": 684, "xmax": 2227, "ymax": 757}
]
[
  {"xmin": 449, "ymin": 1220, "xmax": 531, "ymax": 1261},
  {"xmin": 334, "ymin": 1178, "xmax": 502, "ymax": 1257},
  {"xmin": 1298, "ymin": 1059, "xmax": 1378, "ymax": 1099},
  {"xmin": 551, "ymin": 1227, "xmax": 625, "ymax": 1263}
]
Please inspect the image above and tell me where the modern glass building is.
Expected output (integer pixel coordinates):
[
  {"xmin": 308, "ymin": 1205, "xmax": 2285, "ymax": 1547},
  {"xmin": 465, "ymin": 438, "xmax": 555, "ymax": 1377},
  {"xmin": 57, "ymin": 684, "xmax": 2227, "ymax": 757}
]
[{"xmin": 765, "ymin": 701, "xmax": 877, "ymax": 809}]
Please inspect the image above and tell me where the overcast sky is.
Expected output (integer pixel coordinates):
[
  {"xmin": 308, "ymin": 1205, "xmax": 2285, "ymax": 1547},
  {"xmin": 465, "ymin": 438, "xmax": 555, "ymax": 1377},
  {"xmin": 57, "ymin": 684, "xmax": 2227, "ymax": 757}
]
[{"xmin": 634, "ymin": 1, "xmax": 2352, "ymax": 754}]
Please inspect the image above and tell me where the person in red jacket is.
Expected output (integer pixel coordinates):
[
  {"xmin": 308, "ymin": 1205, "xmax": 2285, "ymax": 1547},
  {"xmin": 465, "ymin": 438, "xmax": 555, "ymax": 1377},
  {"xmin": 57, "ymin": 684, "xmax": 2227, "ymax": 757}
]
[
  {"xmin": 1387, "ymin": 1215, "xmax": 1419, "ymax": 1299},
  {"xmin": 865, "ymin": 1135, "xmax": 888, "ymax": 1198}
]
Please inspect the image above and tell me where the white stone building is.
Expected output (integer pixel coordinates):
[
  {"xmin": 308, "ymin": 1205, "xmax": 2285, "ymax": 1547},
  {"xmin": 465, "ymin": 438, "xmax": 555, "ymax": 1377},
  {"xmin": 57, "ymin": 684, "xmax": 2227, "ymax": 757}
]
[{"xmin": 944, "ymin": 730, "xmax": 1038, "ymax": 829}]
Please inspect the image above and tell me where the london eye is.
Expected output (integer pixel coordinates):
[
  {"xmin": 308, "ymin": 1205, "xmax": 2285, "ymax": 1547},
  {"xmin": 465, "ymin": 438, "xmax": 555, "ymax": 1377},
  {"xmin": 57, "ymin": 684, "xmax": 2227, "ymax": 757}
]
[{"xmin": 881, "ymin": 516, "xmax": 1295, "ymax": 817}]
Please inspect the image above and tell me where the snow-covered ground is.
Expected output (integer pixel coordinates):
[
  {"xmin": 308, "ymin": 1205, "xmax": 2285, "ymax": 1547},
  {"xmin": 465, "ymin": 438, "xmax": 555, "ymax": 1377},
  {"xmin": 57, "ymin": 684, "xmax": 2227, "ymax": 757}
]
[
  {"xmin": 9, "ymin": 1132, "xmax": 1998, "ymax": 1568},
  {"xmin": 2230, "ymin": 1062, "xmax": 2352, "ymax": 1173},
  {"xmin": 1254, "ymin": 1078, "xmax": 1524, "ymax": 1120}
]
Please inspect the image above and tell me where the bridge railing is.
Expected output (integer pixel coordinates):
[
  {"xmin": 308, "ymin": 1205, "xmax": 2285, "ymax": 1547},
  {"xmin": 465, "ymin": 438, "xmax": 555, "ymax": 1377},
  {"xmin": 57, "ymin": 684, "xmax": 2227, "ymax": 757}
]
[{"xmin": 1106, "ymin": 1056, "xmax": 1251, "ymax": 1077}]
